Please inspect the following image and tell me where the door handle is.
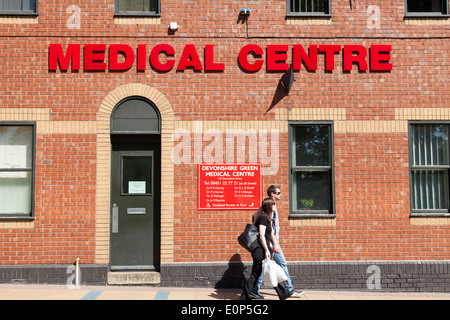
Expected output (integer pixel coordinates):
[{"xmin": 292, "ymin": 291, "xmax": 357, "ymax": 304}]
[{"xmin": 112, "ymin": 204, "xmax": 118, "ymax": 233}]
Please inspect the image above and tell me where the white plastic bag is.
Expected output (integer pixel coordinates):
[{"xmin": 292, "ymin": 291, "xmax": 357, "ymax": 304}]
[{"xmin": 262, "ymin": 258, "xmax": 288, "ymax": 287}]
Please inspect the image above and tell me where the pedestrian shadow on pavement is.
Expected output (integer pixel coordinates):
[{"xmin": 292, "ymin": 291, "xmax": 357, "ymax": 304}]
[{"xmin": 210, "ymin": 254, "xmax": 247, "ymax": 300}]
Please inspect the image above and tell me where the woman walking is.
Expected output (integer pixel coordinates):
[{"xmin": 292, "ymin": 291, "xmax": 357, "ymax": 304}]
[{"xmin": 241, "ymin": 198, "xmax": 289, "ymax": 300}]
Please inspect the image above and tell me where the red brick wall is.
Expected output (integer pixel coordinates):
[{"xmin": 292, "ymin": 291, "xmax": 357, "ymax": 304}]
[
  {"xmin": 173, "ymin": 132, "xmax": 449, "ymax": 263},
  {"xmin": 0, "ymin": 0, "xmax": 449, "ymax": 265},
  {"xmin": 0, "ymin": 134, "xmax": 96, "ymax": 264}
]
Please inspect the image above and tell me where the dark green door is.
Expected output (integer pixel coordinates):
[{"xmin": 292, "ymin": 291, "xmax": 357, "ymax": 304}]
[{"xmin": 110, "ymin": 140, "xmax": 160, "ymax": 271}]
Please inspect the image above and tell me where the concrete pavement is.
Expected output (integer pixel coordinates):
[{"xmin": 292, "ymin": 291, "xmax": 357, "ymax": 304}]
[{"xmin": 0, "ymin": 284, "xmax": 449, "ymax": 300}]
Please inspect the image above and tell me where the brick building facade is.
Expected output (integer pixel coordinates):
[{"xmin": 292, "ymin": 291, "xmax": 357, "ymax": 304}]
[{"xmin": 0, "ymin": 0, "xmax": 449, "ymax": 291}]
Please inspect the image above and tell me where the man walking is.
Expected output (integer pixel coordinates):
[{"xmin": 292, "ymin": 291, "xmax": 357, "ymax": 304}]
[{"xmin": 250, "ymin": 185, "xmax": 304, "ymax": 299}]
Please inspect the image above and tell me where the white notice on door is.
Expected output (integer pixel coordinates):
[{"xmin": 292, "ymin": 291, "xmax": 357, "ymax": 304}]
[{"xmin": 129, "ymin": 181, "xmax": 146, "ymax": 194}]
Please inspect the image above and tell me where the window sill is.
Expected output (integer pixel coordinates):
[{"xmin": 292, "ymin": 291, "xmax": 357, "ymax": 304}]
[
  {"xmin": 290, "ymin": 212, "xmax": 336, "ymax": 219},
  {"xmin": 404, "ymin": 15, "xmax": 450, "ymax": 25},
  {"xmin": 410, "ymin": 213, "xmax": 450, "ymax": 218},
  {"xmin": 114, "ymin": 12, "xmax": 161, "ymax": 18},
  {"xmin": 286, "ymin": 16, "xmax": 332, "ymax": 25},
  {"xmin": 404, "ymin": 13, "xmax": 450, "ymax": 18},
  {"xmin": 0, "ymin": 11, "xmax": 38, "ymax": 16},
  {"xmin": 114, "ymin": 14, "xmax": 161, "ymax": 25},
  {"xmin": 286, "ymin": 13, "xmax": 331, "ymax": 18},
  {"xmin": 0, "ymin": 214, "xmax": 34, "ymax": 221}
]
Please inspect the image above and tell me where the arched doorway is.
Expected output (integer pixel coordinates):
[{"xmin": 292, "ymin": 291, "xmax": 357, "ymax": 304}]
[{"xmin": 109, "ymin": 96, "xmax": 161, "ymax": 271}]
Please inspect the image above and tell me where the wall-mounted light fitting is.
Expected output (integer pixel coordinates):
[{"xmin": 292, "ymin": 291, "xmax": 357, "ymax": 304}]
[
  {"xmin": 169, "ymin": 22, "xmax": 178, "ymax": 31},
  {"xmin": 240, "ymin": 8, "xmax": 251, "ymax": 15}
]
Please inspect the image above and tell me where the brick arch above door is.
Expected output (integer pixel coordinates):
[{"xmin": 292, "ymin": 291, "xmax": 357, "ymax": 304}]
[{"xmin": 95, "ymin": 83, "xmax": 175, "ymax": 264}]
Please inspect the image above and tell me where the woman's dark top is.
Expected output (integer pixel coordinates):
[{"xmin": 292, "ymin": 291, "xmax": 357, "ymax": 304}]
[{"xmin": 254, "ymin": 214, "xmax": 272, "ymax": 246}]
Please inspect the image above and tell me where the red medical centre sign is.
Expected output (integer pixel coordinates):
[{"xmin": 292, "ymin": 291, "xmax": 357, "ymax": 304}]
[
  {"xmin": 49, "ymin": 43, "xmax": 392, "ymax": 72},
  {"xmin": 198, "ymin": 163, "xmax": 263, "ymax": 210}
]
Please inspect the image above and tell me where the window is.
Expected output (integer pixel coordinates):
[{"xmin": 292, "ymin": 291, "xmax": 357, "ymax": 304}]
[
  {"xmin": 0, "ymin": 0, "xmax": 37, "ymax": 15},
  {"xmin": 0, "ymin": 124, "xmax": 35, "ymax": 219},
  {"xmin": 121, "ymin": 155, "xmax": 153, "ymax": 195},
  {"xmin": 405, "ymin": 0, "xmax": 449, "ymax": 17},
  {"xmin": 115, "ymin": 0, "xmax": 160, "ymax": 16},
  {"xmin": 287, "ymin": 0, "xmax": 331, "ymax": 16},
  {"xmin": 410, "ymin": 123, "xmax": 450, "ymax": 216},
  {"xmin": 289, "ymin": 123, "xmax": 334, "ymax": 216}
]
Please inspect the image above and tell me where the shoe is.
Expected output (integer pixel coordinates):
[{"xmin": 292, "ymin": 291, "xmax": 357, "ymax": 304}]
[
  {"xmin": 248, "ymin": 291, "xmax": 266, "ymax": 300},
  {"xmin": 288, "ymin": 289, "xmax": 305, "ymax": 298}
]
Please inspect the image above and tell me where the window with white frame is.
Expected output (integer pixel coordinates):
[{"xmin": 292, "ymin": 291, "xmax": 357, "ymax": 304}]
[
  {"xmin": 287, "ymin": 0, "xmax": 331, "ymax": 16},
  {"xmin": 115, "ymin": 0, "xmax": 160, "ymax": 16},
  {"xmin": 410, "ymin": 123, "xmax": 450, "ymax": 215},
  {"xmin": 0, "ymin": 124, "xmax": 35, "ymax": 218},
  {"xmin": 0, "ymin": 0, "xmax": 37, "ymax": 15},
  {"xmin": 289, "ymin": 123, "xmax": 334, "ymax": 216},
  {"xmin": 405, "ymin": 0, "xmax": 449, "ymax": 17}
]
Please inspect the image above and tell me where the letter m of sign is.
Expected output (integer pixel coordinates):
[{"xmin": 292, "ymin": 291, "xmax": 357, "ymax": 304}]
[{"xmin": 49, "ymin": 44, "xmax": 81, "ymax": 71}]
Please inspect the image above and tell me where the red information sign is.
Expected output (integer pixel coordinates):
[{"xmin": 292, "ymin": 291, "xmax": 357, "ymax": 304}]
[{"xmin": 198, "ymin": 163, "xmax": 263, "ymax": 210}]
